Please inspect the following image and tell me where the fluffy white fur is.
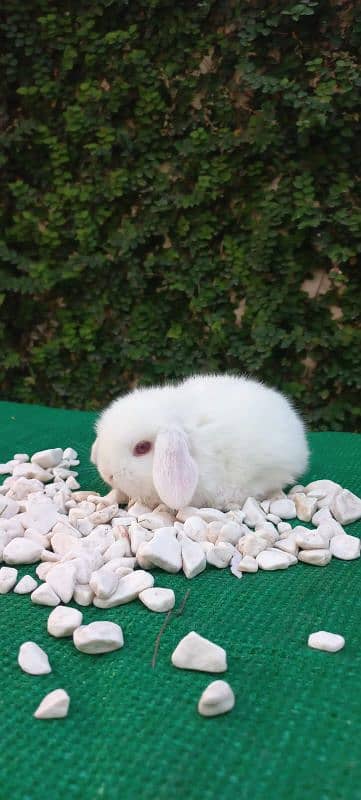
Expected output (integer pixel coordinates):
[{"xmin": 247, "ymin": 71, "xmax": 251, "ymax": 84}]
[{"xmin": 91, "ymin": 374, "xmax": 309, "ymax": 509}]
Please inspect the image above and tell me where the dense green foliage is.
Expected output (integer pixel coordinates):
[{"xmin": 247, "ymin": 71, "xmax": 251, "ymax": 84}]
[{"xmin": 0, "ymin": 0, "xmax": 360, "ymax": 430}]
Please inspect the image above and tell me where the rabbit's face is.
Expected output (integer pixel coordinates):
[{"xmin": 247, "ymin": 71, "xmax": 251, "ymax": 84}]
[{"xmin": 90, "ymin": 387, "xmax": 199, "ymax": 508}]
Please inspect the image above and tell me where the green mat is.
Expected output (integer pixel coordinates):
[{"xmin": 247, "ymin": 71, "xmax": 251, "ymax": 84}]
[{"xmin": 1, "ymin": 401, "xmax": 361, "ymax": 800}]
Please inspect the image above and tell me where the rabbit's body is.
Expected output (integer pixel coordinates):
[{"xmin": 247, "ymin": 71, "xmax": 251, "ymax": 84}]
[{"xmin": 92, "ymin": 374, "xmax": 309, "ymax": 509}]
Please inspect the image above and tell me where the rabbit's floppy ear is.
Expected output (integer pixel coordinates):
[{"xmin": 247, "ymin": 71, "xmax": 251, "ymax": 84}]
[
  {"xmin": 90, "ymin": 438, "xmax": 98, "ymax": 465},
  {"xmin": 152, "ymin": 426, "xmax": 198, "ymax": 509}
]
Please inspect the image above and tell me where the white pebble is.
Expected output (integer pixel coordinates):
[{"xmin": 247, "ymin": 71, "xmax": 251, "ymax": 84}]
[
  {"xmin": 198, "ymin": 680, "xmax": 235, "ymax": 717},
  {"xmin": 73, "ymin": 584, "xmax": 94, "ymax": 606},
  {"xmin": 139, "ymin": 587, "xmax": 175, "ymax": 612},
  {"xmin": 3, "ymin": 538, "xmax": 42, "ymax": 565},
  {"xmin": 34, "ymin": 688, "xmax": 70, "ymax": 719},
  {"xmin": 93, "ymin": 570, "xmax": 154, "ymax": 608},
  {"xmin": 31, "ymin": 448, "xmax": 63, "ymax": 469},
  {"xmin": 46, "ymin": 562, "xmax": 76, "ymax": 604},
  {"xmin": 305, "ymin": 479, "xmax": 341, "ymax": 499},
  {"xmin": 239, "ymin": 533, "xmax": 268, "ymax": 558},
  {"xmin": 47, "ymin": 605, "xmax": 83, "ymax": 637},
  {"xmin": 183, "ymin": 515, "xmax": 208, "ymax": 541},
  {"xmin": 293, "ymin": 493, "xmax": 318, "ymax": 522},
  {"xmin": 172, "ymin": 631, "xmax": 227, "ymax": 673},
  {"xmin": 13, "ymin": 453, "xmax": 29, "ymax": 463},
  {"xmin": 277, "ymin": 522, "xmax": 292, "ymax": 535},
  {"xmin": 0, "ymin": 566, "xmax": 18, "ymax": 593},
  {"xmin": 237, "ymin": 555, "xmax": 258, "ymax": 573},
  {"xmin": 89, "ymin": 567, "xmax": 119, "ymax": 599},
  {"xmin": 308, "ymin": 631, "xmax": 345, "ymax": 653},
  {"xmin": 256, "ymin": 549, "xmax": 290, "ymax": 570},
  {"xmin": 14, "ymin": 575, "xmax": 37, "ymax": 594},
  {"xmin": 274, "ymin": 533, "xmax": 298, "ymax": 555},
  {"xmin": 73, "ymin": 621, "xmax": 124, "ymax": 654},
  {"xmin": 269, "ymin": 499, "xmax": 296, "ymax": 519},
  {"xmin": 63, "ymin": 447, "xmax": 78, "ymax": 460},
  {"xmin": 18, "ymin": 641, "xmax": 51, "ymax": 674},
  {"xmin": 181, "ymin": 536, "xmax": 207, "ymax": 579},
  {"xmin": 31, "ymin": 583, "xmax": 60, "ymax": 606},
  {"xmin": 242, "ymin": 497, "xmax": 266, "ymax": 527},
  {"xmin": 294, "ymin": 528, "xmax": 330, "ymax": 550},
  {"xmin": 207, "ymin": 541, "xmax": 234, "ymax": 568},
  {"xmin": 330, "ymin": 489, "xmax": 361, "ymax": 525},
  {"xmin": 330, "ymin": 533, "xmax": 360, "ymax": 561},
  {"xmin": 229, "ymin": 550, "xmax": 243, "ymax": 578},
  {"xmin": 298, "ymin": 549, "xmax": 331, "ymax": 566},
  {"xmin": 139, "ymin": 528, "xmax": 182, "ymax": 573}
]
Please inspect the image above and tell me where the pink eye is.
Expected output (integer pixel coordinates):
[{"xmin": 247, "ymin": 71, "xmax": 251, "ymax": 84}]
[{"xmin": 133, "ymin": 440, "xmax": 152, "ymax": 456}]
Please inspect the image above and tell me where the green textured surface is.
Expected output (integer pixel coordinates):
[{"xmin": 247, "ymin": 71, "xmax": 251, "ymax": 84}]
[{"xmin": 1, "ymin": 401, "xmax": 361, "ymax": 800}]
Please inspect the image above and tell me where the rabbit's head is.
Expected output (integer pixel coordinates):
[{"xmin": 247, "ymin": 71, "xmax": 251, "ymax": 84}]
[{"xmin": 90, "ymin": 385, "xmax": 199, "ymax": 508}]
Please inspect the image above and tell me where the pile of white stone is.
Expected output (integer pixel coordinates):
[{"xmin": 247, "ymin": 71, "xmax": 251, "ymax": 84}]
[{"xmin": 1, "ymin": 446, "xmax": 361, "ymax": 719}]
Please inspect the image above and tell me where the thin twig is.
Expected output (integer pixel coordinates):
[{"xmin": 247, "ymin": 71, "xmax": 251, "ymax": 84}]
[
  {"xmin": 151, "ymin": 610, "xmax": 173, "ymax": 669},
  {"xmin": 175, "ymin": 589, "xmax": 190, "ymax": 617}
]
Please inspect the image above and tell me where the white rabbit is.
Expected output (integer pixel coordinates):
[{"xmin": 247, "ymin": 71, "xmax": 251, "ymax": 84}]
[{"xmin": 90, "ymin": 373, "xmax": 309, "ymax": 510}]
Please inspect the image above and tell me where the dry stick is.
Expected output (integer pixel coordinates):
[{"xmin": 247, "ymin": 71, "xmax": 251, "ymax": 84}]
[
  {"xmin": 151, "ymin": 589, "xmax": 191, "ymax": 668},
  {"xmin": 151, "ymin": 610, "xmax": 173, "ymax": 669},
  {"xmin": 175, "ymin": 588, "xmax": 190, "ymax": 617}
]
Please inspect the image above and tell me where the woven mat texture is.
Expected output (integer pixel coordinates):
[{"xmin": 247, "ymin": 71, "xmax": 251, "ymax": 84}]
[{"xmin": 0, "ymin": 401, "xmax": 361, "ymax": 800}]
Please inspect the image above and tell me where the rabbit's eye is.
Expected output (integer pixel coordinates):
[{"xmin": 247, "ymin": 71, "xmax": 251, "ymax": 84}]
[{"xmin": 133, "ymin": 440, "xmax": 152, "ymax": 456}]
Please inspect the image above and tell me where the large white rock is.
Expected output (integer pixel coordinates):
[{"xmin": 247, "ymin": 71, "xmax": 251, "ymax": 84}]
[
  {"xmin": 3, "ymin": 537, "xmax": 42, "ymax": 565},
  {"xmin": 47, "ymin": 605, "xmax": 83, "ymax": 637},
  {"xmin": 293, "ymin": 493, "xmax": 318, "ymax": 522},
  {"xmin": 93, "ymin": 570, "xmax": 154, "ymax": 608},
  {"xmin": 22, "ymin": 499, "xmax": 58, "ymax": 535},
  {"xmin": 31, "ymin": 583, "xmax": 60, "ymax": 606},
  {"xmin": 46, "ymin": 562, "xmax": 77, "ymax": 603},
  {"xmin": 269, "ymin": 498, "xmax": 296, "ymax": 519},
  {"xmin": 139, "ymin": 587, "xmax": 175, "ymax": 612},
  {"xmin": 330, "ymin": 533, "xmax": 360, "ymax": 560},
  {"xmin": 89, "ymin": 566, "xmax": 119, "ymax": 599},
  {"xmin": 305, "ymin": 479, "xmax": 341, "ymax": 499},
  {"xmin": 294, "ymin": 528, "xmax": 330, "ymax": 550},
  {"xmin": 198, "ymin": 680, "xmax": 235, "ymax": 717},
  {"xmin": 171, "ymin": 631, "xmax": 227, "ymax": 673},
  {"xmin": 34, "ymin": 689, "xmax": 70, "ymax": 719},
  {"xmin": 0, "ymin": 566, "xmax": 18, "ymax": 593},
  {"xmin": 181, "ymin": 536, "xmax": 206, "ymax": 579},
  {"xmin": 330, "ymin": 490, "xmax": 361, "ymax": 525},
  {"xmin": 18, "ymin": 642, "xmax": 51, "ymax": 674},
  {"xmin": 139, "ymin": 528, "xmax": 182, "ymax": 573},
  {"xmin": 298, "ymin": 548, "xmax": 331, "ymax": 566},
  {"xmin": 73, "ymin": 621, "xmax": 124, "ymax": 654},
  {"xmin": 242, "ymin": 497, "xmax": 266, "ymax": 527},
  {"xmin": 256, "ymin": 549, "xmax": 290, "ymax": 570},
  {"xmin": 308, "ymin": 631, "xmax": 345, "ymax": 652},
  {"xmin": 14, "ymin": 575, "xmax": 38, "ymax": 594},
  {"xmin": 31, "ymin": 448, "xmax": 63, "ymax": 469},
  {"xmin": 12, "ymin": 463, "xmax": 52, "ymax": 482}
]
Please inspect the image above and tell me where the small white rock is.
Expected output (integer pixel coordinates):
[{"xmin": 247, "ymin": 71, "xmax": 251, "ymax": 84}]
[
  {"xmin": 294, "ymin": 528, "xmax": 330, "ymax": 550},
  {"xmin": 139, "ymin": 528, "xmax": 182, "ymax": 573},
  {"xmin": 298, "ymin": 548, "xmax": 331, "ymax": 566},
  {"xmin": 183, "ymin": 515, "xmax": 208, "ymax": 542},
  {"xmin": 31, "ymin": 583, "xmax": 60, "ymax": 606},
  {"xmin": 237, "ymin": 555, "xmax": 258, "ymax": 573},
  {"xmin": 47, "ymin": 605, "xmax": 83, "ymax": 637},
  {"xmin": 277, "ymin": 522, "xmax": 292, "ymax": 535},
  {"xmin": 63, "ymin": 447, "xmax": 78, "ymax": 460},
  {"xmin": 0, "ymin": 566, "xmax": 18, "ymax": 593},
  {"xmin": 198, "ymin": 680, "xmax": 235, "ymax": 717},
  {"xmin": 172, "ymin": 631, "xmax": 227, "ymax": 673},
  {"xmin": 269, "ymin": 498, "xmax": 296, "ymax": 519},
  {"xmin": 229, "ymin": 550, "xmax": 243, "ymax": 578},
  {"xmin": 3, "ymin": 537, "xmax": 42, "ymax": 565},
  {"xmin": 330, "ymin": 533, "xmax": 361, "ymax": 561},
  {"xmin": 256, "ymin": 549, "xmax": 290, "ymax": 570},
  {"xmin": 181, "ymin": 536, "xmax": 207, "ymax": 579},
  {"xmin": 238, "ymin": 533, "xmax": 268, "ymax": 558},
  {"xmin": 89, "ymin": 567, "xmax": 119, "ymax": 599},
  {"xmin": 13, "ymin": 453, "xmax": 29, "ymax": 463},
  {"xmin": 308, "ymin": 631, "xmax": 345, "ymax": 653},
  {"xmin": 73, "ymin": 584, "xmax": 94, "ymax": 606},
  {"xmin": 31, "ymin": 448, "xmax": 63, "ymax": 469},
  {"xmin": 294, "ymin": 493, "xmax": 318, "ymax": 522},
  {"xmin": 73, "ymin": 621, "xmax": 124, "ymax": 654},
  {"xmin": 14, "ymin": 575, "xmax": 37, "ymax": 594},
  {"xmin": 207, "ymin": 541, "xmax": 234, "ymax": 568},
  {"xmin": 18, "ymin": 641, "xmax": 51, "ymax": 674},
  {"xmin": 46, "ymin": 562, "xmax": 77, "ymax": 604},
  {"xmin": 93, "ymin": 570, "xmax": 154, "ymax": 608},
  {"xmin": 330, "ymin": 489, "xmax": 361, "ymax": 525},
  {"xmin": 242, "ymin": 497, "xmax": 266, "ymax": 527},
  {"xmin": 139, "ymin": 587, "xmax": 175, "ymax": 612},
  {"xmin": 34, "ymin": 688, "xmax": 70, "ymax": 719}
]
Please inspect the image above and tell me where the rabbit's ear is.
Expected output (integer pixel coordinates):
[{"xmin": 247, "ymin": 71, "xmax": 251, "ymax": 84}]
[
  {"xmin": 153, "ymin": 427, "xmax": 198, "ymax": 509},
  {"xmin": 90, "ymin": 438, "xmax": 98, "ymax": 465}
]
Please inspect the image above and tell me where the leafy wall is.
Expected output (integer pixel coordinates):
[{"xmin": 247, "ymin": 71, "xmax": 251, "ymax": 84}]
[{"xmin": 1, "ymin": 0, "xmax": 360, "ymax": 430}]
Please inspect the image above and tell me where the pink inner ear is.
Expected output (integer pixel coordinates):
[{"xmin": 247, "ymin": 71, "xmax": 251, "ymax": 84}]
[{"xmin": 152, "ymin": 427, "xmax": 199, "ymax": 509}]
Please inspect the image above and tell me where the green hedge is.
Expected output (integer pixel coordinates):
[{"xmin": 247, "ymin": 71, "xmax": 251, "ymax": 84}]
[{"xmin": 1, "ymin": 0, "xmax": 360, "ymax": 430}]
